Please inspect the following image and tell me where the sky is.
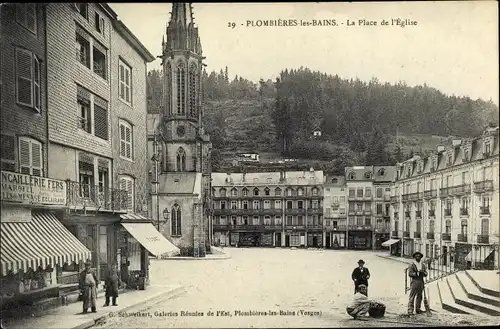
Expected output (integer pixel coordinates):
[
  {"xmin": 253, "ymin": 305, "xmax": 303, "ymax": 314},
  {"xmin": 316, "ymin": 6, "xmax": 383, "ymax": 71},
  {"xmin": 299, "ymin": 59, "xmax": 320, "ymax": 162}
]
[{"xmin": 110, "ymin": 2, "xmax": 499, "ymax": 104}]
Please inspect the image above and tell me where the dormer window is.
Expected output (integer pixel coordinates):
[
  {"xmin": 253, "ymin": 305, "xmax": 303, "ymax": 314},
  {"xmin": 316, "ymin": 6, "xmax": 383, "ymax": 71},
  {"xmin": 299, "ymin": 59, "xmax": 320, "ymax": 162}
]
[
  {"xmin": 464, "ymin": 149, "xmax": 469, "ymax": 161},
  {"xmin": 253, "ymin": 188, "xmax": 259, "ymax": 196},
  {"xmin": 484, "ymin": 142, "xmax": 491, "ymax": 155},
  {"xmin": 364, "ymin": 172, "xmax": 372, "ymax": 179},
  {"xmin": 378, "ymin": 168, "xmax": 385, "ymax": 176},
  {"xmin": 348, "ymin": 172, "xmax": 355, "ymax": 180},
  {"xmin": 242, "ymin": 188, "xmax": 248, "ymax": 197},
  {"xmin": 407, "ymin": 167, "xmax": 411, "ymax": 177},
  {"xmin": 220, "ymin": 188, "xmax": 226, "ymax": 197}
]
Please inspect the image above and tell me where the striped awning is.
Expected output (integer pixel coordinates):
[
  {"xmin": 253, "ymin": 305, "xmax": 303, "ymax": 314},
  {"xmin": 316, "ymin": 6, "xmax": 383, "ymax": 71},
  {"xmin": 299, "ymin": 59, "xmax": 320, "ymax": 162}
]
[
  {"xmin": 1, "ymin": 212, "xmax": 91, "ymax": 276},
  {"xmin": 120, "ymin": 214, "xmax": 150, "ymax": 221},
  {"xmin": 381, "ymin": 239, "xmax": 401, "ymax": 247}
]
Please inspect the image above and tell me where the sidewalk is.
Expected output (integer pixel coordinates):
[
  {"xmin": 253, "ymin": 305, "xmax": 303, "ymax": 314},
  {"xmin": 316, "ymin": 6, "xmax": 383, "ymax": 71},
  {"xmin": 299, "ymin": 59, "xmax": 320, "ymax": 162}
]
[
  {"xmin": 1, "ymin": 284, "xmax": 185, "ymax": 329},
  {"xmin": 164, "ymin": 246, "xmax": 231, "ymax": 260},
  {"xmin": 375, "ymin": 253, "xmax": 414, "ymax": 264}
]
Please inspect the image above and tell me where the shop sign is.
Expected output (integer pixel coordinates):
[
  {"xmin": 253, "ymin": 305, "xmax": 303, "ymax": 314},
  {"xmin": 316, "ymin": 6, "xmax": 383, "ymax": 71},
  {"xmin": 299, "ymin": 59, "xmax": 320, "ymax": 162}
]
[
  {"xmin": 1, "ymin": 171, "xmax": 66, "ymax": 206},
  {"xmin": 1, "ymin": 206, "xmax": 32, "ymax": 223}
]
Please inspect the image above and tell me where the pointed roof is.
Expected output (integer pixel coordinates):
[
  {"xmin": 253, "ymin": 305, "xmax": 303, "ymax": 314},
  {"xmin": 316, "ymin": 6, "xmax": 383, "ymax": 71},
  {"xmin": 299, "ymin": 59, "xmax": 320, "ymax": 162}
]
[{"xmin": 164, "ymin": 2, "xmax": 202, "ymax": 55}]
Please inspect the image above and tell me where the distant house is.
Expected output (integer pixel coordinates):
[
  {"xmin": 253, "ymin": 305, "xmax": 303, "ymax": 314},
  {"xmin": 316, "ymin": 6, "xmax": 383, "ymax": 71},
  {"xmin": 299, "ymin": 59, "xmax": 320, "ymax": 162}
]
[
  {"xmin": 237, "ymin": 153, "xmax": 260, "ymax": 162},
  {"xmin": 313, "ymin": 127, "xmax": 322, "ymax": 137}
]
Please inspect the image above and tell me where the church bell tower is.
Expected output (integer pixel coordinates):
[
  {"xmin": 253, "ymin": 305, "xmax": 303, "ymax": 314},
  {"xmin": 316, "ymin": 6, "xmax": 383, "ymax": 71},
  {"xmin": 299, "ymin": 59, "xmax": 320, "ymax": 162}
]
[{"xmin": 158, "ymin": 3, "xmax": 213, "ymax": 253}]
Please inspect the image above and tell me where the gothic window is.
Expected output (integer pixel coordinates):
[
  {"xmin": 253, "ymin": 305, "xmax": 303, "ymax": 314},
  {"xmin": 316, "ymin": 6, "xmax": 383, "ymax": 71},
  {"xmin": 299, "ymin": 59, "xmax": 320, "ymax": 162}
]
[
  {"xmin": 176, "ymin": 147, "xmax": 186, "ymax": 171},
  {"xmin": 189, "ymin": 64, "xmax": 197, "ymax": 117},
  {"xmin": 176, "ymin": 62, "xmax": 185, "ymax": 115},
  {"xmin": 166, "ymin": 63, "xmax": 172, "ymax": 115},
  {"xmin": 171, "ymin": 203, "xmax": 181, "ymax": 236}
]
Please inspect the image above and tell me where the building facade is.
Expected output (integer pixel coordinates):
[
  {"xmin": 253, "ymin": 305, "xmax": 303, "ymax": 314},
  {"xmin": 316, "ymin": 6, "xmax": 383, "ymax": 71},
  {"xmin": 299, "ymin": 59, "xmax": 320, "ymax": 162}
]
[
  {"xmin": 44, "ymin": 3, "xmax": 163, "ymax": 284},
  {"xmin": 0, "ymin": 3, "xmax": 92, "ymax": 302},
  {"xmin": 390, "ymin": 126, "xmax": 499, "ymax": 269},
  {"xmin": 212, "ymin": 170, "xmax": 324, "ymax": 248},
  {"xmin": 345, "ymin": 166, "xmax": 396, "ymax": 250},
  {"xmin": 323, "ymin": 175, "xmax": 348, "ymax": 249},
  {"xmin": 151, "ymin": 3, "xmax": 212, "ymax": 257}
]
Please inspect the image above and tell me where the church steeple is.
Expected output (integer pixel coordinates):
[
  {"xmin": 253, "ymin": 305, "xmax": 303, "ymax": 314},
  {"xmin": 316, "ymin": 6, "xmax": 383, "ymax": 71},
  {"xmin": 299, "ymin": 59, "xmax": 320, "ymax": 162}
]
[{"xmin": 164, "ymin": 2, "xmax": 202, "ymax": 55}]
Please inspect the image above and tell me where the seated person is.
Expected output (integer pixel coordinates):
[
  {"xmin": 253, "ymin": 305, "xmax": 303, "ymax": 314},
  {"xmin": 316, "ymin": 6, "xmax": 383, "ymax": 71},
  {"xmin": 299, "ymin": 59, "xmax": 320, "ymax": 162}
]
[{"xmin": 346, "ymin": 285, "xmax": 385, "ymax": 319}]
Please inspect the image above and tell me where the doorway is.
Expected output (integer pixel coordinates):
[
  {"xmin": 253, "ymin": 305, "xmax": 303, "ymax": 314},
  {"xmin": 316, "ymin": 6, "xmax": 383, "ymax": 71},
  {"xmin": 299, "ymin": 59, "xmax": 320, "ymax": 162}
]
[
  {"xmin": 285, "ymin": 234, "xmax": 290, "ymax": 247},
  {"xmin": 275, "ymin": 233, "xmax": 281, "ymax": 247},
  {"xmin": 312, "ymin": 236, "xmax": 318, "ymax": 247}
]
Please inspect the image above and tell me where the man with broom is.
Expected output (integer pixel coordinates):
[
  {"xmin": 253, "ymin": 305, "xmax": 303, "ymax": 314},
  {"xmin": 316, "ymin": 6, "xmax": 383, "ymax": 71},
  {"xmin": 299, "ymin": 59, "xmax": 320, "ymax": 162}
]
[{"xmin": 407, "ymin": 251, "xmax": 429, "ymax": 315}]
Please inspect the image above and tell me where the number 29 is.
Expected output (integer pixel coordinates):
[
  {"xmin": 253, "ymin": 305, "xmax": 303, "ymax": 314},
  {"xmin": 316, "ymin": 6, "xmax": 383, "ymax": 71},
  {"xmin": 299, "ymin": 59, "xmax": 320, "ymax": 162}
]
[{"xmin": 228, "ymin": 22, "xmax": 236, "ymax": 29}]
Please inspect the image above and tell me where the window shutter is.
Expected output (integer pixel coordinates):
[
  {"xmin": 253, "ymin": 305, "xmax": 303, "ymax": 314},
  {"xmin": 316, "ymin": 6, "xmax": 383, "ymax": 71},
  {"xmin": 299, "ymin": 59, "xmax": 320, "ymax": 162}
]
[
  {"xmin": 126, "ymin": 179, "xmax": 133, "ymax": 210},
  {"xmin": 16, "ymin": 48, "xmax": 33, "ymax": 106},
  {"xmin": 125, "ymin": 126, "xmax": 131, "ymax": 159},
  {"xmin": 33, "ymin": 56, "xmax": 41, "ymax": 111},
  {"xmin": 26, "ymin": 4, "xmax": 36, "ymax": 33},
  {"xmin": 1, "ymin": 135, "xmax": 16, "ymax": 171},
  {"xmin": 120, "ymin": 178, "xmax": 127, "ymax": 191},
  {"xmin": 31, "ymin": 142, "xmax": 42, "ymax": 176},
  {"xmin": 16, "ymin": 4, "xmax": 24, "ymax": 24},
  {"xmin": 94, "ymin": 105, "xmax": 108, "ymax": 140},
  {"xmin": 19, "ymin": 139, "xmax": 31, "ymax": 174}
]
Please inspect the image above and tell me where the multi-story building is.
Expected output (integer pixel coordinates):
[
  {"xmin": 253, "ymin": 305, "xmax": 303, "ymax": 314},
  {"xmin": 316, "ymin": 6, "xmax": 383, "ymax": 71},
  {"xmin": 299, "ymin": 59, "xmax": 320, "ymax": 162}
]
[
  {"xmin": 212, "ymin": 170, "xmax": 324, "ymax": 248},
  {"xmin": 43, "ymin": 3, "xmax": 171, "ymax": 284},
  {"xmin": 323, "ymin": 174, "xmax": 348, "ymax": 249},
  {"xmin": 390, "ymin": 126, "xmax": 499, "ymax": 269},
  {"xmin": 1, "ymin": 3, "xmax": 91, "ymax": 300},
  {"xmin": 372, "ymin": 166, "xmax": 396, "ymax": 249},
  {"xmin": 345, "ymin": 165, "xmax": 396, "ymax": 250}
]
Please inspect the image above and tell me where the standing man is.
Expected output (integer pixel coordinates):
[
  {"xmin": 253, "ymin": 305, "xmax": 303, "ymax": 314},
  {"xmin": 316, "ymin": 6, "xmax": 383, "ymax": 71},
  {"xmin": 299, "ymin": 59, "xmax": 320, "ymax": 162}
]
[
  {"xmin": 79, "ymin": 260, "xmax": 98, "ymax": 314},
  {"xmin": 351, "ymin": 259, "xmax": 371, "ymax": 295},
  {"xmin": 104, "ymin": 264, "xmax": 121, "ymax": 307},
  {"xmin": 408, "ymin": 251, "xmax": 428, "ymax": 315}
]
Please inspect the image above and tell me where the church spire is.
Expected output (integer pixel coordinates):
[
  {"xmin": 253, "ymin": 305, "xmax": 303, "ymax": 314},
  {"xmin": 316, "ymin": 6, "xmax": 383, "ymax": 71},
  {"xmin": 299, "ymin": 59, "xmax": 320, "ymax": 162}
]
[{"xmin": 164, "ymin": 3, "xmax": 202, "ymax": 56}]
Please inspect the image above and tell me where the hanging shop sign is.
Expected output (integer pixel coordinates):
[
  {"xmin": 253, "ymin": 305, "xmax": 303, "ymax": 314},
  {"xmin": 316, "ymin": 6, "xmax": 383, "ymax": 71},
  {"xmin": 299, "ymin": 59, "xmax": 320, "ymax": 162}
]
[{"xmin": 1, "ymin": 171, "xmax": 66, "ymax": 206}]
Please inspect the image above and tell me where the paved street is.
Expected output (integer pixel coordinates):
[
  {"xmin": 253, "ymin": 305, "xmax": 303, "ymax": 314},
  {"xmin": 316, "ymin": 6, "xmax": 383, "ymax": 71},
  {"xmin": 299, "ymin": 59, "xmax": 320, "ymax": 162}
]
[{"xmin": 95, "ymin": 248, "xmax": 425, "ymax": 328}]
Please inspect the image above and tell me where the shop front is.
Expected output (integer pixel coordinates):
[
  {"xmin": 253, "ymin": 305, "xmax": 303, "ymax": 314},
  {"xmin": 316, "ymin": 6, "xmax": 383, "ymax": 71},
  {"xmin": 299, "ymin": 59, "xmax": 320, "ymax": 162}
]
[
  {"xmin": 402, "ymin": 238, "xmax": 414, "ymax": 257},
  {"xmin": 307, "ymin": 232, "xmax": 323, "ymax": 248},
  {"xmin": 374, "ymin": 233, "xmax": 391, "ymax": 250},
  {"xmin": 381, "ymin": 238, "xmax": 401, "ymax": 256},
  {"xmin": 0, "ymin": 171, "xmax": 91, "ymax": 309},
  {"xmin": 119, "ymin": 215, "xmax": 180, "ymax": 289},
  {"xmin": 327, "ymin": 232, "xmax": 347, "ymax": 249},
  {"xmin": 348, "ymin": 231, "xmax": 372, "ymax": 250}
]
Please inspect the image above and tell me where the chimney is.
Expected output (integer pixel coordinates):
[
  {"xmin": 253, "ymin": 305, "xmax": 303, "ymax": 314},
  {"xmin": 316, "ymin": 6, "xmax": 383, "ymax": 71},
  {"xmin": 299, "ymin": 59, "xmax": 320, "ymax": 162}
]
[
  {"xmin": 437, "ymin": 145, "xmax": 445, "ymax": 153},
  {"xmin": 452, "ymin": 139, "xmax": 462, "ymax": 147}
]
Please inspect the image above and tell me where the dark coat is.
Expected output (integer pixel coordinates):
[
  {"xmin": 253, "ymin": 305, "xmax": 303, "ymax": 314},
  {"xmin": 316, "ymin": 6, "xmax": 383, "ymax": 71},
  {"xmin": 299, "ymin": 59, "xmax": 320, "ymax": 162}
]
[
  {"xmin": 408, "ymin": 262, "xmax": 428, "ymax": 285},
  {"xmin": 79, "ymin": 270, "xmax": 98, "ymax": 291},
  {"xmin": 104, "ymin": 269, "xmax": 120, "ymax": 297},
  {"xmin": 351, "ymin": 267, "xmax": 371, "ymax": 287}
]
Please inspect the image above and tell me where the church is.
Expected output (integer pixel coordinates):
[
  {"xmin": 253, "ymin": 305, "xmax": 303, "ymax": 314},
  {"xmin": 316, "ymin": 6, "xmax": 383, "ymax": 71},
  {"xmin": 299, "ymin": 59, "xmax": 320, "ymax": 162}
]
[{"xmin": 149, "ymin": 3, "xmax": 212, "ymax": 257}]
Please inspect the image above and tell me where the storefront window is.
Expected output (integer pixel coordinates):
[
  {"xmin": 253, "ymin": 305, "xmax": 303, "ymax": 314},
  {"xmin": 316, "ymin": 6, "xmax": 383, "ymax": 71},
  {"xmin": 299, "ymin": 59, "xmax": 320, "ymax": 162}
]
[{"xmin": 99, "ymin": 225, "xmax": 108, "ymax": 263}]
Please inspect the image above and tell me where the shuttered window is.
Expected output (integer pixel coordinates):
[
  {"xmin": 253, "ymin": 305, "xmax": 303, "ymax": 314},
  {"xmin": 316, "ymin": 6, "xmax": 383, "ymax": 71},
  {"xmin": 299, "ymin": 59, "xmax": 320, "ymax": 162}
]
[
  {"xmin": 16, "ymin": 3, "xmax": 37, "ymax": 34},
  {"xmin": 1, "ymin": 135, "xmax": 16, "ymax": 172},
  {"xmin": 119, "ymin": 175, "xmax": 134, "ymax": 212},
  {"xmin": 93, "ymin": 96, "xmax": 108, "ymax": 140},
  {"xmin": 16, "ymin": 48, "xmax": 42, "ymax": 111},
  {"xmin": 18, "ymin": 137, "xmax": 42, "ymax": 176},
  {"xmin": 119, "ymin": 120, "xmax": 133, "ymax": 160},
  {"xmin": 119, "ymin": 60, "xmax": 132, "ymax": 104}
]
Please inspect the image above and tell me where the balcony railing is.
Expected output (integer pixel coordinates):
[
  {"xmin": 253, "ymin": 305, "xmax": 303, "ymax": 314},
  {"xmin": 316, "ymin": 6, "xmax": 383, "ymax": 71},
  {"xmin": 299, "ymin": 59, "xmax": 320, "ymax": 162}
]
[
  {"xmin": 451, "ymin": 184, "xmax": 471, "ymax": 196},
  {"xmin": 477, "ymin": 235, "xmax": 489, "ymax": 244},
  {"xmin": 457, "ymin": 234, "xmax": 468, "ymax": 242},
  {"xmin": 285, "ymin": 208, "xmax": 306, "ymax": 214},
  {"xmin": 480, "ymin": 206, "xmax": 490, "ymax": 215},
  {"xmin": 214, "ymin": 208, "xmax": 282, "ymax": 215},
  {"xmin": 428, "ymin": 210, "xmax": 435, "ymax": 217},
  {"xmin": 329, "ymin": 225, "xmax": 347, "ymax": 231},
  {"xmin": 424, "ymin": 190, "xmax": 437, "ymax": 199},
  {"xmin": 363, "ymin": 210, "xmax": 372, "ymax": 215},
  {"xmin": 390, "ymin": 196, "xmax": 400, "ymax": 203},
  {"xmin": 408, "ymin": 192, "xmax": 423, "ymax": 201},
  {"xmin": 66, "ymin": 180, "xmax": 128, "ymax": 212},
  {"xmin": 459, "ymin": 208, "xmax": 468, "ymax": 216},
  {"xmin": 439, "ymin": 187, "xmax": 452, "ymax": 198},
  {"xmin": 403, "ymin": 231, "xmax": 410, "ymax": 238},
  {"xmin": 383, "ymin": 195, "xmax": 391, "ymax": 201},
  {"xmin": 402, "ymin": 194, "xmax": 409, "ymax": 202},
  {"xmin": 416, "ymin": 210, "xmax": 422, "ymax": 218},
  {"xmin": 348, "ymin": 225, "xmax": 372, "ymax": 231},
  {"xmin": 426, "ymin": 232, "xmax": 435, "ymax": 240},
  {"xmin": 474, "ymin": 180, "xmax": 494, "ymax": 193},
  {"xmin": 307, "ymin": 208, "xmax": 323, "ymax": 214},
  {"xmin": 229, "ymin": 224, "xmax": 283, "ymax": 230},
  {"xmin": 441, "ymin": 233, "xmax": 451, "ymax": 241},
  {"xmin": 444, "ymin": 209, "xmax": 452, "ymax": 217},
  {"xmin": 413, "ymin": 232, "xmax": 421, "ymax": 239},
  {"xmin": 391, "ymin": 230, "xmax": 399, "ymax": 238}
]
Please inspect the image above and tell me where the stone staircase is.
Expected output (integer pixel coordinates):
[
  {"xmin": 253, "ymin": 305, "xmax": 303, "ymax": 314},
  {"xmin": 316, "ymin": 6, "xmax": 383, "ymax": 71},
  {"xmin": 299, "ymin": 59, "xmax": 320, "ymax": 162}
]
[{"xmin": 427, "ymin": 270, "xmax": 500, "ymax": 317}]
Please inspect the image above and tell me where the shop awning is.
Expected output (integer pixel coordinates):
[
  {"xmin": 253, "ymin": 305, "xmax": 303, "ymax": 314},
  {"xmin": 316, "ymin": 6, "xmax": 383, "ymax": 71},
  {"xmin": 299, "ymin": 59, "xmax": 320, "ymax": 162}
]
[
  {"xmin": 121, "ymin": 223, "xmax": 180, "ymax": 258},
  {"xmin": 381, "ymin": 239, "xmax": 401, "ymax": 247},
  {"xmin": 1, "ymin": 212, "xmax": 91, "ymax": 276}
]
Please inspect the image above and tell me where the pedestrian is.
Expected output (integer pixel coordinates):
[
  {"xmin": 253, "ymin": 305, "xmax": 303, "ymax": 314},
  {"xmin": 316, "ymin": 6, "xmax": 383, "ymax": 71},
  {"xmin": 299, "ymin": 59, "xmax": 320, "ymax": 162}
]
[
  {"xmin": 104, "ymin": 264, "xmax": 121, "ymax": 307},
  {"xmin": 79, "ymin": 259, "xmax": 98, "ymax": 314},
  {"xmin": 345, "ymin": 284, "xmax": 381, "ymax": 319},
  {"xmin": 351, "ymin": 259, "xmax": 370, "ymax": 295},
  {"xmin": 407, "ymin": 251, "xmax": 428, "ymax": 315}
]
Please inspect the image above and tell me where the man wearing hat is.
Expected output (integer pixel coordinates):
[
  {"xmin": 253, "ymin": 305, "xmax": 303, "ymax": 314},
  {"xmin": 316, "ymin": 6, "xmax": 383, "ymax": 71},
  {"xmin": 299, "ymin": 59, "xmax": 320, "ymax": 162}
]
[
  {"xmin": 79, "ymin": 259, "xmax": 98, "ymax": 314},
  {"xmin": 407, "ymin": 251, "xmax": 428, "ymax": 315},
  {"xmin": 351, "ymin": 259, "xmax": 371, "ymax": 296}
]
